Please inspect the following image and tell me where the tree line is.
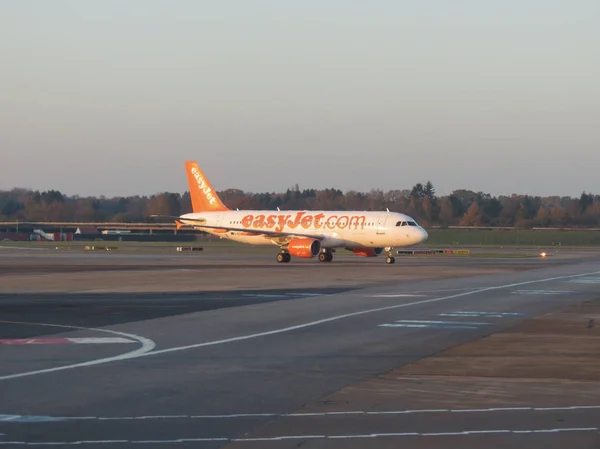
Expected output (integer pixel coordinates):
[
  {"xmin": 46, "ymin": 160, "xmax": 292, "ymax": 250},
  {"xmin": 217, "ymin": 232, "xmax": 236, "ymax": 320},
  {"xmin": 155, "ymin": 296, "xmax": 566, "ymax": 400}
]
[{"xmin": 1, "ymin": 183, "xmax": 599, "ymax": 228}]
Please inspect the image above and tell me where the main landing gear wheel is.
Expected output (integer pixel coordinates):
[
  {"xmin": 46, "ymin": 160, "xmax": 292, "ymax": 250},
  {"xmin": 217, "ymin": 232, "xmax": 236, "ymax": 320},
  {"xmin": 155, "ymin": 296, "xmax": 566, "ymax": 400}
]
[
  {"xmin": 277, "ymin": 252, "xmax": 291, "ymax": 263},
  {"xmin": 318, "ymin": 251, "xmax": 333, "ymax": 262},
  {"xmin": 385, "ymin": 256, "xmax": 395, "ymax": 264}
]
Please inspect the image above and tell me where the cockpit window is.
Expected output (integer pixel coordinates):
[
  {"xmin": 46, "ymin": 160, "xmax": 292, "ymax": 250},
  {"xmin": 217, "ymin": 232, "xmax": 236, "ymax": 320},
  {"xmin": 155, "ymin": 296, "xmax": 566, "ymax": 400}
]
[
  {"xmin": 396, "ymin": 221, "xmax": 408, "ymax": 227},
  {"xmin": 407, "ymin": 221, "xmax": 417, "ymax": 226}
]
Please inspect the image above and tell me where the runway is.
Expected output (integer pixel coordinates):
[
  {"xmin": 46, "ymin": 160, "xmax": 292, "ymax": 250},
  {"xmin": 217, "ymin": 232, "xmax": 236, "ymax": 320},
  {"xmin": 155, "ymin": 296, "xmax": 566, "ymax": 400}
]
[{"xmin": 1, "ymin": 251, "xmax": 600, "ymax": 447}]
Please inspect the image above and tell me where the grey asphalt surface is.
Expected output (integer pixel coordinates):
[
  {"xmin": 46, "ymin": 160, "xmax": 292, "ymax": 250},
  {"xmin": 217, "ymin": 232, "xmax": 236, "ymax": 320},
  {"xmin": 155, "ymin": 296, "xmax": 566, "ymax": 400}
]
[
  {"xmin": 0, "ymin": 248, "xmax": 559, "ymax": 268},
  {"xmin": 1, "ymin": 253, "xmax": 600, "ymax": 448}
]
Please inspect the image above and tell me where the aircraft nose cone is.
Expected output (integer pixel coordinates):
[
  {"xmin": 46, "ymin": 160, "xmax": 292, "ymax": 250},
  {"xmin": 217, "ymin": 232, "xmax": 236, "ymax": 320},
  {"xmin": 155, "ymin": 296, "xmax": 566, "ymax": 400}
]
[{"xmin": 421, "ymin": 228, "xmax": 428, "ymax": 242}]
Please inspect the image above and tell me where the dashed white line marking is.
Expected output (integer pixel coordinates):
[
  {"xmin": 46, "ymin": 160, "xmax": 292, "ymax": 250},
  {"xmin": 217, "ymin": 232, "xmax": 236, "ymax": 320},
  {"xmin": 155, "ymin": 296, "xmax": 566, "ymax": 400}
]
[
  {"xmin": 242, "ymin": 293, "xmax": 326, "ymax": 298},
  {"xmin": 371, "ymin": 294, "xmax": 426, "ymax": 298},
  {"xmin": 380, "ymin": 324, "xmax": 480, "ymax": 329},
  {"xmin": 242, "ymin": 294, "xmax": 287, "ymax": 298},
  {"xmin": 512, "ymin": 290, "xmax": 575, "ymax": 295},
  {"xmin": 0, "ymin": 428, "xmax": 597, "ymax": 445},
  {"xmin": 439, "ymin": 311, "xmax": 525, "ymax": 318},
  {"xmin": 380, "ymin": 319, "xmax": 490, "ymax": 330},
  {"xmin": 451, "ymin": 407, "xmax": 530, "ymax": 413},
  {"xmin": 393, "ymin": 320, "xmax": 491, "ymax": 325},
  {"xmin": 8, "ymin": 404, "xmax": 599, "ymax": 422},
  {"xmin": 456, "ymin": 311, "xmax": 523, "ymax": 315},
  {"xmin": 567, "ymin": 277, "xmax": 600, "ymax": 284},
  {"xmin": 365, "ymin": 409, "xmax": 449, "ymax": 415},
  {"xmin": 294, "ymin": 293, "xmax": 326, "ymax": 297}
]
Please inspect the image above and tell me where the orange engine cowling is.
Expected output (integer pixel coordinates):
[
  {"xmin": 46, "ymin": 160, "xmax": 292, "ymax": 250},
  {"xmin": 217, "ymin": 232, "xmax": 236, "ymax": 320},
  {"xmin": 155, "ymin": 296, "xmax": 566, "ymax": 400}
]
[
  {"xmin": 352, "ymin": 247, "xmax": 383, "ymax": 257},
  {"xmin": 287, "ymin": 238, "xmax": 321, "ymax": 258}
]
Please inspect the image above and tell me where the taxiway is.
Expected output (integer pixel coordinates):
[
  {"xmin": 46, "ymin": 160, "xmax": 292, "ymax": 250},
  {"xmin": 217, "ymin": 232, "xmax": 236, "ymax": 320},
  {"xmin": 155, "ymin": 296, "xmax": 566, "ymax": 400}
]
[{"xmin": 1, "ymin": 249, "xmax": 599, "ymax": 448}]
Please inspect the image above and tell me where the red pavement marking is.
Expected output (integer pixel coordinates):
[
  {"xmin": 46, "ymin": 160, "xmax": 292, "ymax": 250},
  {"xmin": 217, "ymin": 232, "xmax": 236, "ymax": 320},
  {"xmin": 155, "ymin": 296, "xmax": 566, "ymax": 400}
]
[
  {"xmin": 0, "ymin": 337, "xmax": 136, "ymax": 344},
  {"xmin": 0, "ymin": 338, "xmax": 72, "ymax": 345}
]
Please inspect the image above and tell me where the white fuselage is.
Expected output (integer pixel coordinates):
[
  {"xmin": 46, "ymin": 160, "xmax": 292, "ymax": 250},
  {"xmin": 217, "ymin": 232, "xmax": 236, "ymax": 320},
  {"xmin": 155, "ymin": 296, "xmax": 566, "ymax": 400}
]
[{"xmin": 180, "ymin": 210, "xmax": 428, "ymax": 249}]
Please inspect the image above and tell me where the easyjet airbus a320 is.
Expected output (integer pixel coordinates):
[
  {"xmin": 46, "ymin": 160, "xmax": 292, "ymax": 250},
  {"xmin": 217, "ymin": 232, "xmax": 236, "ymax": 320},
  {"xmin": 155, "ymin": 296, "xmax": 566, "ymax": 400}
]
[{"xmin": 172, "ymin": 161, "xmax": 428, "ymax": 264}]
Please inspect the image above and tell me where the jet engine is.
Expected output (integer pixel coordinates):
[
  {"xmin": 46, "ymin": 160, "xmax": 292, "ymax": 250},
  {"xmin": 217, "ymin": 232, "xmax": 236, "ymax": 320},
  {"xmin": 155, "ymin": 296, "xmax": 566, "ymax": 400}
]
[
  {"xmin": 351, "ymin": 247, "xmax": 384, "ymax": 257},
  {"xmin": 287, "ymin": 238, "xmax": 322, "ymax": 258}
]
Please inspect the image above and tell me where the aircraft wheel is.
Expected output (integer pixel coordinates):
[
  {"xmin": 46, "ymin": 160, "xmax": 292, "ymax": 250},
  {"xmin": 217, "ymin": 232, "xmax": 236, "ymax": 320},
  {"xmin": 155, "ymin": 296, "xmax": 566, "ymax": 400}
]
[
  {"xmin": 319, "ymin": 251, "xmax": 333, "ymax": 262},
  {"xmin": 277, "ymin": 253, "xmax": 290, "ymax": 263},
  {"xmin": 385, "ymin": 256, "xmax": 395, "ymax": 264},
  {"xmin": 283, "ymin": 252, "xmax": 291, "ymax": 263}
]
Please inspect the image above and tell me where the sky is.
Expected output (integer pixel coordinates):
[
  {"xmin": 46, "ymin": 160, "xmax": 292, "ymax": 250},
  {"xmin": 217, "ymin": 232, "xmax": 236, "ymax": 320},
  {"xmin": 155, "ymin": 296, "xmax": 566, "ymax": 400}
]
[{"xmin": 1, "ymin": 0, "xmax": 599, "ymax": 198}]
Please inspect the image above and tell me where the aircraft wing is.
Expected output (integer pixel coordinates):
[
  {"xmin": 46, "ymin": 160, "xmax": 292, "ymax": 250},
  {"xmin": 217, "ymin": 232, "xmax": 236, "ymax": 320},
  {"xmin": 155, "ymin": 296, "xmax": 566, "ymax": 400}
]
[{"xmin": 151, "ymin": 215, "xmax": 326, "ymax": 240}]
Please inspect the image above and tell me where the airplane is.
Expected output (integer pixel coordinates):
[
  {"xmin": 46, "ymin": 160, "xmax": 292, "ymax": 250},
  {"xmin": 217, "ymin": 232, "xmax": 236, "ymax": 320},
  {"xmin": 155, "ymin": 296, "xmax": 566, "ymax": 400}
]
[{"xmin": 171, "ymin": 161, "xmax": 428, "ymax": 264}]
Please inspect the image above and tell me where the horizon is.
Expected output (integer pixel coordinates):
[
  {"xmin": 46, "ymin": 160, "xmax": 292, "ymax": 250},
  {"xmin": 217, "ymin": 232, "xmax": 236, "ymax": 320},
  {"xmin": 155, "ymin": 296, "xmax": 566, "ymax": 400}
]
[{"xmin": 1, "ymin": 183, "xmax": 596, "ymax": 200}]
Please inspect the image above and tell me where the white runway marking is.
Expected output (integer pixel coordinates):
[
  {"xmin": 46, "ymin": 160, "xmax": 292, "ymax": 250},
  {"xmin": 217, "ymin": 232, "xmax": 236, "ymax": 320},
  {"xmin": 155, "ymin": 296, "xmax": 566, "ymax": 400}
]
[
  {"xmin": 1, "ymin": 270, "xmax": 598, "ymax": 381},
  {"xmin": 439, "ymin": 311, "xmax": 525, "ymax": 318},
  {"xmin": 410, "ymin": 287, "xmax": 478, "ymax": 294},
  {"xmin": 6, "ymin": 404, "xmax": 600, "ymax": 421},
  {"xmin": 380, "ymin": 323, "xmax": 480, "ymax": 329},
  {"xmin": 0, "ymin": 427, "xmax": 597, "ymax": 445},
  {"xmin": 242, "ymin": 294, "xmax": 288, "ymax": 298},
  {"xmin": 512, "ymin": 290, "xmax": 575, "ymax": 295},
  {"xmin": 243, "ymin": 293, "xmax": 326, "ymax": 298},
  {"xmin": 380, "ymin": 319, "xmax": 490, "ymax": 330},
  {"xmin": 294, "ymin": 293, "xmax": 327, "ymax": 297},
  {"xmin": 371, "ymin": 294, "xmax": 426, "ymax": 298},
  {"xmin": 0, "ymin": 322, "xmax": 155, "ymax": 382},
  {"xmin": 567, "ymin": 277, "xmax": 600, "ymax": 284},
  {"xmin": 66, "ymin": 338, "xmax": 136, "ymax": 344},
  {"xmin": 393, "ymin": 320, "xmax": 491, "ymax": 325}
]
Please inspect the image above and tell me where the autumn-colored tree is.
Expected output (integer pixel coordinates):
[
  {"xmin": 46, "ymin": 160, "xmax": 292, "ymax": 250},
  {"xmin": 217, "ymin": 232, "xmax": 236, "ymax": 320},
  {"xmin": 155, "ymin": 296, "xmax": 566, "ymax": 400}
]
[
  {"xmin": 549, "ymin": 206, "xmax": 568, "ymax": 227},
  {"xmin": 583, "ymin": 201, "xmax": 600, "ymax": 226},
  {"xmin": 421, "ymin": 196, "xmax": 435, "ymax": 225},
  {"xmin": 461, "ymin": 203, "xmax": 483, "ymax": 226},
  {"xmin": 580, "ymin": 192, "xmax": 594, "ymax": 212},
  {"xmin": 73, "ymin": 202, "xmax": 99, "ymax": 221},
  {"xmin": 535, "ymin": 206, "xmax": 549, "ymax": 226},
  {"xmin": 498, "ymin": 195, "xmax": 521, "ymax": 226},
  {"xmin": 343, "ymin": 191, "xmax": 368, "ymax": 210},
  {"xmin": 451, "ymin": 189, "xmax": 478, "ymax": 210},
  {"xmin": 368, "ymin": 189, "xmax": 385, "ymax": 211},
  {"xmin": 438, "ymin": 197, "xmax": 455, "ymax": 226},
  {"xmin": 146, "ymin": 193, "xmax": 181, "ymax": 217},
  {"xmin": 565, "ymin": 200, "xmax": 581, "ymax": 225}
]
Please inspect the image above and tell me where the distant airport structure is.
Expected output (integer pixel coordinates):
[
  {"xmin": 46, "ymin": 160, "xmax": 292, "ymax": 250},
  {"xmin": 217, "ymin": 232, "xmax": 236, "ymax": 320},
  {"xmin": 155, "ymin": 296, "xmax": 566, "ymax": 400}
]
[{"xmin": 0, "ymin": 221, "xmax": 196, "ymax": 242}]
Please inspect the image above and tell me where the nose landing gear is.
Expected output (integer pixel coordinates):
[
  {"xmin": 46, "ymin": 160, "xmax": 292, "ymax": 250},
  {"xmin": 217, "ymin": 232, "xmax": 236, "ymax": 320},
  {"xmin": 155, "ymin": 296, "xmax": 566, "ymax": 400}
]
[{"xmin": 385, "ymin": 247, "xmax": 395, "ymax": 264}]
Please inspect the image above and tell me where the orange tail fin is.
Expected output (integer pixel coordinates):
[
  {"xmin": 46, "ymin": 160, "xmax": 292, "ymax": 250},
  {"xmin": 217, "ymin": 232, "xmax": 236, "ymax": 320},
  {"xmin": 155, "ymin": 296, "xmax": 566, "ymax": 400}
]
[{"xmin": 184, "ymin": 161, "xmax": 230, "ymax": 213}]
